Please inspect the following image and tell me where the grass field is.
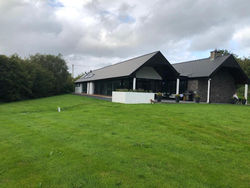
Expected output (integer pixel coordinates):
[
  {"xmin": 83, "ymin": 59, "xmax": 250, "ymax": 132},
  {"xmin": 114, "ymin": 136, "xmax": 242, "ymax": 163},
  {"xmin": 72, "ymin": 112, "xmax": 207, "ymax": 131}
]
[{"xmin": 0, "ymin": 94, "xmax": 249, "ymax": 188}]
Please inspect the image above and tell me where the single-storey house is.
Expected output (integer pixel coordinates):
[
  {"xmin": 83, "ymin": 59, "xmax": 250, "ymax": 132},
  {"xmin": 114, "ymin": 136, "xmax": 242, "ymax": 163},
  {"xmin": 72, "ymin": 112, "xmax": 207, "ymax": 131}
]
[
  {"xmin": 173, "ymin": 51, "xmax": 249, "ymax": 103},
  {"xmin": 75, "ymin": 51, "xmax": 180, "ymax": 96},
  {"xmin": 75, "ymin": 50, "xmax": 249, "ymax": 103}
]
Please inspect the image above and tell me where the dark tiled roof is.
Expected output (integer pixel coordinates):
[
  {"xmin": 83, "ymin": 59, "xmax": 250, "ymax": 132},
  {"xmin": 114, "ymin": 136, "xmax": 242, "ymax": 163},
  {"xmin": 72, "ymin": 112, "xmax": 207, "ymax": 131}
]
[
  {"xmin": 75, "ymin": 51, "xmax": 160, "ymax": 82},
  {"xmin": 172, "ymin": 55, "xmax": 231, "ymax": 78}
]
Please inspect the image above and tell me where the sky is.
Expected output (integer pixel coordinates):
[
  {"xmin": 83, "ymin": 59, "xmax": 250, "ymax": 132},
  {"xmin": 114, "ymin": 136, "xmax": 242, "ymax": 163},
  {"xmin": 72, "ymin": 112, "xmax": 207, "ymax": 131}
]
[{"xmin": 0, "ymin": 0, "xmax": 250, "ymax": 77}]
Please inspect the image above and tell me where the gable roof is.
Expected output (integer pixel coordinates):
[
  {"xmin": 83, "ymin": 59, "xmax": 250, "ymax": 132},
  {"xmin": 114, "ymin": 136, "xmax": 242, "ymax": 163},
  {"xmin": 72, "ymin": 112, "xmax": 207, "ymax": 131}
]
[
  {"xmin": 173, "ymin": 54, "xmax": 249, "ymax": 84},
  {"xmin": 172, "ymin": 55, "xmax": 231, "ymax": 78},
  {"xmin": 75, "ymin": 51, "xmax": 178, "ymax": 82}
]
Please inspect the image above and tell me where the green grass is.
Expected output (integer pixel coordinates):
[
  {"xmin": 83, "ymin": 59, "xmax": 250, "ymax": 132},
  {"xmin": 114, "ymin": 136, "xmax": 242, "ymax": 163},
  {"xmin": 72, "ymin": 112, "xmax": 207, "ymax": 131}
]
[
  {"xmin": 237, "ymin": 85, "xmax": 250, "ymax": 103},
  {"xmin": 0, "ymin": 94, "xmax": 249, "ymax": 188}
]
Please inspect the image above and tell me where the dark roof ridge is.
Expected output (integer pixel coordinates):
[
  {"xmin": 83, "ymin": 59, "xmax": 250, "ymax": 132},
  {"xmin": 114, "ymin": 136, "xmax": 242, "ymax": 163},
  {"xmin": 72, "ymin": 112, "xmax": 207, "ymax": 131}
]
[
  {"xmin": 91, "ymin": 51, "xmax": 160, "ymax": 72},
  {"xmin": 172, "ymin": 54, "xmax": 231, "ymax": 65},
  {"xmin": 173, "ymin": 57, "xmax": 209, "ymax": 65}
]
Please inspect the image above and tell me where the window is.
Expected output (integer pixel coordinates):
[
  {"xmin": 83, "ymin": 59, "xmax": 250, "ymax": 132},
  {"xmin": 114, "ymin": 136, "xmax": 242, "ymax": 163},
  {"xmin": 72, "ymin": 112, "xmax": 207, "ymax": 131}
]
[
  {"xmin": 82, "ymin": 83, "xmax": 87, "ymax": 93},
  {"xmin": 180, "ymin": 80, "xmax": 188, "ymax": 93},
  {"xmin": 94, "ymin": 78, "xmax": 132, "ymax": 96}
]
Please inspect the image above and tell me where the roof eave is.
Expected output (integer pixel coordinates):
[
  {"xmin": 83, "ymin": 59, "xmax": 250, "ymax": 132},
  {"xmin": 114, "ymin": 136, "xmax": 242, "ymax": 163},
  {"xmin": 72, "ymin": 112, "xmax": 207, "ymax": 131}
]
[{"xmin": 210, "ymin": 55, "xmax": 249, "ymax": 84}]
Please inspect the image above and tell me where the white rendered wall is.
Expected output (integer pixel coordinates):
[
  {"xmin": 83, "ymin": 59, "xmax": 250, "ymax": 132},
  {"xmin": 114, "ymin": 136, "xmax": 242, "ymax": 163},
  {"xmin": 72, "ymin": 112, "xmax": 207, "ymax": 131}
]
[
  {"xmin": 75, "ymin": 83, "xmax": 82, "ymax": 94},
  {"xmin": 176, "ymin": 78, "xmax": 180, "ymax": 94},
  {"xmin": 86, "ymin": 82, "xmax": 90, "ymax": 94},
  {"xmin": 87, "ymin": 82, "xmax": 95, "ymax": 94},
  {"xmin": 245, "ymin": 84, "xmax": 248, "ymax": 104},
  {"xmin": 135, "ymin": 66, "xmax": 162, "ymax": 80},
  {"xmin": 133, "ymin": 77, "xmax": 136, "ymax": 90},
  {"xmin": 112, "ymin": 91, "xmax": 155, "ymax": 104},
  {"xmin": 207, "ymin": 78, "xmax": 211, "ymax": 103},
  {"xmin": 89, "ymin": 82, "xmax": 95, "ymax": 95}
]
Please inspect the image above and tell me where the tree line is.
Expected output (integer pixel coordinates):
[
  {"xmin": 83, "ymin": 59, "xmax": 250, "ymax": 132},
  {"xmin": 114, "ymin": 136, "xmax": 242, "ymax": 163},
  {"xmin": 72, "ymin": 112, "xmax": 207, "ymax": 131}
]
[
  {"xmin": 238, "ymin": 57, "xmax": 250, "ymax": 79},
  {"xmin": 236, "ymin": 56, "xmax": 250, "ymax": 99},
  {"xmin": 0, "ymin": 54, "xmax": 74, "ymax": 102}
]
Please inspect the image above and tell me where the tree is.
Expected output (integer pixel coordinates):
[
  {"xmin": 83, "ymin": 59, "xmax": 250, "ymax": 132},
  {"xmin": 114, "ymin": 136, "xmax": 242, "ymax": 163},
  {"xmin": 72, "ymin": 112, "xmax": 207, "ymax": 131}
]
[
  {"xmin": 0, "ymin": 53, "xmax": 74, "ymax": 102},
  {"xmin": 0, "ymin": 55, "xmax": 31, "ymax": 102},
  {"xmin": 237, "ymin": 57, "xmax": 250, "ymax": 78},
  {"xmin": 215, "ymin": 49, "xmax": 231, "ymax": 56},
  {"xmin": 24, "ymin": 61, "xmax": 54, "ymax": 98},
  {"xmin": 29, "ymin": 54, "xmax": 74, "ymax": 94},
  {"xmin": 74, "ymin": 72, "xmax": 85, "ymax": 82}
]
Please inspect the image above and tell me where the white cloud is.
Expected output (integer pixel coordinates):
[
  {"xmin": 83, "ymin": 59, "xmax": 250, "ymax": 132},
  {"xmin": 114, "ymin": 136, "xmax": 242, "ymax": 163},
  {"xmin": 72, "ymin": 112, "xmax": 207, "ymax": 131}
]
[
  {"xmin": 232, "ymin": 27, "xmax": 250, "ymax": 57},
  {"xmin": 233, "ymin": 27, "xmax": 250, "ymax": 47},
  {"xmin": 0, "ymin": 0, "xmax": 250, "ymax": 76}
]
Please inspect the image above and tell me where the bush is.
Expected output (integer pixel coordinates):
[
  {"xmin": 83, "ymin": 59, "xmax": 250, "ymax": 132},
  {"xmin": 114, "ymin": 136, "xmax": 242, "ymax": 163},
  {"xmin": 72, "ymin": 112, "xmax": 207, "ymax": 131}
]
[{"xmin": 0, "ymin": 54, "xmax": 74, "ymax": 102}]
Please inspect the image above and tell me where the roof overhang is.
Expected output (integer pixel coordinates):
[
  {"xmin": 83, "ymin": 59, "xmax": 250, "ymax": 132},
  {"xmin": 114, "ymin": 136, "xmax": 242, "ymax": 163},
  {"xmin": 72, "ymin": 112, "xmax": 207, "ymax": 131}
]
[
  {"xmin": 75, "ymin": 51, "xmax": 179, "ymax": 83},
  {"xmin": 210, "ymin": 55, "xmax": 249, "ymax": 84},
  {"xmin": 130, "ymin": 51, "xmax": 179, "ymax": 79}
]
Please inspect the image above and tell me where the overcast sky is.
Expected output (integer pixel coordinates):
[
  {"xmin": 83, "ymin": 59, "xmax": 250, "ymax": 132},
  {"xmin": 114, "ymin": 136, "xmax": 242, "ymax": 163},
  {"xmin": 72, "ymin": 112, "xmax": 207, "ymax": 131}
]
[{"xmin": 1, "ymin": 0, "xmax": 250, "ymax": 76}]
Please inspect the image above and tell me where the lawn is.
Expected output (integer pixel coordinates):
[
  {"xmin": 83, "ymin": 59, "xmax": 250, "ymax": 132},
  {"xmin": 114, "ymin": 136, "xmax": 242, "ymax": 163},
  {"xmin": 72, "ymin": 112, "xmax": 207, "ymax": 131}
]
[{"xmin": 0, "ymin": 94, "xmax": 249, "ymax": 188}]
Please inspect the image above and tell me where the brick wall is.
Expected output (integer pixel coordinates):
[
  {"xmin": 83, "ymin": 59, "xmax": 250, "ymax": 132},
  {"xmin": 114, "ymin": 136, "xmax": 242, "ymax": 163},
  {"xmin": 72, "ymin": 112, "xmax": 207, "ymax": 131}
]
[
  {"xmin": 210, "ymin": 69, "xmax": 236, "ymax": 103},
  {"xmin": 198, "ymin": 79, "xmax": 208, "ymax": 102},
  {"xmin": 186, "ymin": 69, "xmax": 236, "ymax": 103},
  {"xmin": 187, "ymin": 79, "xmax": 198, "ymax": 91}
]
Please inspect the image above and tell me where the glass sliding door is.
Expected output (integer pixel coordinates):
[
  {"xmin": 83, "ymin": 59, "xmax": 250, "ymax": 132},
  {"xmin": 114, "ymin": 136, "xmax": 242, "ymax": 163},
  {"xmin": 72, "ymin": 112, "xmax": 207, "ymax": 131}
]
[
  {"xmin": 136, "ymin": 78, "xmax": 162, "ymax": 92},
  {"xmin": 82, "ymin": 82, "xmax": 87, "ymax": 93},
  {"xmin": 93, "ymin": 78, "xmax": 133, "ymax": 96}
]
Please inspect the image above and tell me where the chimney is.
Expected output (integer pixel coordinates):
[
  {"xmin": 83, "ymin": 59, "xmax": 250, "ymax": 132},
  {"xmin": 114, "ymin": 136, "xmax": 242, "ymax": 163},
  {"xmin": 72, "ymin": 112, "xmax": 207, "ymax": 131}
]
[{"xmin": 210, "ymin": 50, "xmax": 221, "ymax": 60}]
